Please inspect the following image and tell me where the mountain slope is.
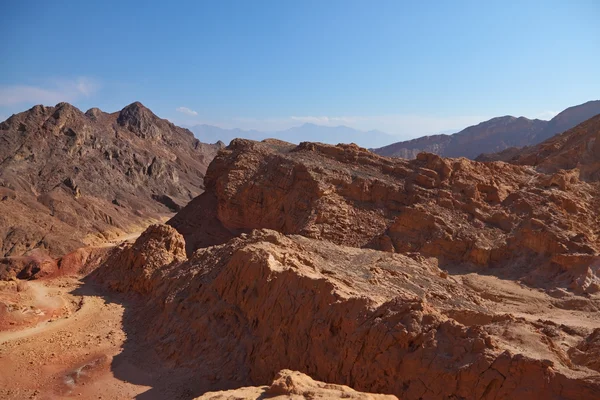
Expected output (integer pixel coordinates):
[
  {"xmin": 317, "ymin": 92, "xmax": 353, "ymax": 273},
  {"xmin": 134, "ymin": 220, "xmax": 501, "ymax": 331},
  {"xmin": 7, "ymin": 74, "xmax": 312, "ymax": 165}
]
[
  {"xmin": 536, "ymin": 100, "xmax": 600, "ymax": 142},
  {"xmin": 373, "ymin": 100, "xmax": 600, "ymax": 159},
  {"xmin": 0, "ymin": 102, "xmax": 221, "ymax": 257},
  {"xmin": 509, "ymin": 113, "xmax": 600, "ymax": 181}
]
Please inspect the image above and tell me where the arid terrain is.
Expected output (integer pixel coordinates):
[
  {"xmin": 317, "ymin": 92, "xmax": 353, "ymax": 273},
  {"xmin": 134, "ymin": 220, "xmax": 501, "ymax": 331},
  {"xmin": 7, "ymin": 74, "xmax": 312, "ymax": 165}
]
[
  {"xmin": 1, "ymin": 106, "xmax": 600, "ymax": 399},
  {"xmin": 0, "ymin": 101, "xmax": 220, "ymax": 261}
]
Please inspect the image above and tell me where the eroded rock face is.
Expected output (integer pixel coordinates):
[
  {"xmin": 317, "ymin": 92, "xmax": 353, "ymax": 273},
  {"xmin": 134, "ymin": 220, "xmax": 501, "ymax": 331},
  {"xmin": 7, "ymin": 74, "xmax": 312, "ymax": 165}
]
[
  {"xmin": 0, "ymin": 102, "xmax": 221, "ymax": 259},
  {"xmin": 169, "ymin": 138, "xmax": 600, "ymax": 292},
  {"xmin": 93, "ymin": 226, "xmax": 600, "ymax": 399}
]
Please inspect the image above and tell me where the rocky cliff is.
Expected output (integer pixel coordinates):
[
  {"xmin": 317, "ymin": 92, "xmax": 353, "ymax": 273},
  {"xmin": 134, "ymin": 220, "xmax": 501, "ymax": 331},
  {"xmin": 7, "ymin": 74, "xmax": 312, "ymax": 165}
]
[
  {"xmin": 507, "ymin": 114, "xmax": 600, "ymax": 182},
  {"xmin": 78, "ymin": 127, "xmax": 600, "ymax": 398}
]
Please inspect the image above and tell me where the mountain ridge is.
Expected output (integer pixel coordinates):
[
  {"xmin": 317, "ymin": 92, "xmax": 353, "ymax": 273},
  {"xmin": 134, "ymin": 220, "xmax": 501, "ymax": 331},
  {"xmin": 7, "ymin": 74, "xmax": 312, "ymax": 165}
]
[
  {"xmin": 0, "ymin": 101, "xmax": 220, "ymax": 258},
  {"xmin": 372, "ymin": 100, "xmax": 600, "ymax": 159}
]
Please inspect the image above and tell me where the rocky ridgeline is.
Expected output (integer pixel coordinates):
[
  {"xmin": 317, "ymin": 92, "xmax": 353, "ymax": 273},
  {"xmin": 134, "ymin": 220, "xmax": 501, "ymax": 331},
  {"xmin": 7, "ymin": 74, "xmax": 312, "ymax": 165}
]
[
  {"xmin": 170, "ymin": 135, "xmax": 600, "ymax": 294},
  {"xmin": 0, "ymin": 102, "xmax": 221, "ymax": 261},
  {"xmin": 89, "ymin": 115, "xmax": 600, "ymax": 399},
  {"xmin": 374, "ymin": 100, "xmax": 600, "ymax": 160}
]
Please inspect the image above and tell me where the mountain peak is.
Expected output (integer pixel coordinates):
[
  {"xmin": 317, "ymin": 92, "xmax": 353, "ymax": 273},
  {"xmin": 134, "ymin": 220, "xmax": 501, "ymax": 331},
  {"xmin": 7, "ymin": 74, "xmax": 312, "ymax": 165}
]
[
  {"xmin": 119, "ymin": 101, "xmax": 154, "ymax": 117},
  {"xmin": 51, "ymin": 102, "xmax": 84, "ymax": 120},
  {"xmin": 117, "ymin": 101, "xmax": 162, "ymax": 137}
]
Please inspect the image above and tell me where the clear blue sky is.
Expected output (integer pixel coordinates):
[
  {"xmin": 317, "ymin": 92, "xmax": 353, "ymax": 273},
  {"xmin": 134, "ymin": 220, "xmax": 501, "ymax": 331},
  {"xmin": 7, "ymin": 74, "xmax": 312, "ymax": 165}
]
[{"xmin": 1, "ymin": 0, "xmax": 598, "ymax": 138}]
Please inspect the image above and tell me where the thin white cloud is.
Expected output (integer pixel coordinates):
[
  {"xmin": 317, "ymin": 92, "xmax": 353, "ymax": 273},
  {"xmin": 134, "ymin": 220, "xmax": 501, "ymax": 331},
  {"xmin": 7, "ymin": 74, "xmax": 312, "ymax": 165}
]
[
  {"xmin": 0, "ymin": 77, "xmax": 100, "ymax": 106},
  {"xmin": 176, "ymin": 106, "xmax": 198, "ymax": 116},
  {"xmin": 533, "ymin": 110, "xmax": 559, "ymax": 120}
]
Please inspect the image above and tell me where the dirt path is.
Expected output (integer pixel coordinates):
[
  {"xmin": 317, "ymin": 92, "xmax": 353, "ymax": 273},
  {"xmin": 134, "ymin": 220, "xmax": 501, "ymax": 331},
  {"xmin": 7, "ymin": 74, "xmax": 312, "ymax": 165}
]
[
  {"xmin": 0, "ymin": 278, "xmax": 154, "ymax": 399},
  {"xmin": 96, "ymin": 231, "xmax": 144, "ymax": 249},
  {"xmin": 0, "ymin": 283, "xmax": 83, "ymax": 345},
  {"xmin": 0, "ymin": 228, "xmax": 183, "ymax": 399},
  {"xmin": 458, "ymin": 273, "xmax": 600, "ymax": 328},
  {"xmin": 2, "ymin": 230, "xmax": 599, "ymax": 399}
]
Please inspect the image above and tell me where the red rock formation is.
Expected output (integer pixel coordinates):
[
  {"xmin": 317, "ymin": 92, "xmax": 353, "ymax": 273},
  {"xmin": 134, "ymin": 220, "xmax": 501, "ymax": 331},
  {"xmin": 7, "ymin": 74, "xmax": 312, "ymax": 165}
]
[
  {"xmin": 511, "ymin": 114, "xmax": 600, "ymax": 182},
  {"xmin": 93, "ymin": 226, "xmax": 600, "ymax": 399},
  {"xmin": 169, "ymin": 139, "xmax": 600, "ymax": 292}
]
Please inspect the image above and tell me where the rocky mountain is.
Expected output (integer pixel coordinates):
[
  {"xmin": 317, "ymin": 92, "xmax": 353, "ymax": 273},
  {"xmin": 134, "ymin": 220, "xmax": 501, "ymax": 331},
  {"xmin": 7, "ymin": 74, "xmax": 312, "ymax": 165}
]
[
  {"xmin": 191, "ymin": 123, "xmax": 396, "ymax": 148},
  {"xmin": 373, "ymin": 100, "xmax": 600, "ymax": 159},
  {"xmin": 89, "ymin": 131, "xmax": 600, "ymax": 397},
  {"xmin": 0, "ymin": 102, "xmax": 221, "ymax": 258},
  {"xmin": 3, "ymin": 132, "xmax": 600, "ymax": 398},
  {"xmin": 168, "ymin": 139, "xmax": 600, "ymax": 295}
]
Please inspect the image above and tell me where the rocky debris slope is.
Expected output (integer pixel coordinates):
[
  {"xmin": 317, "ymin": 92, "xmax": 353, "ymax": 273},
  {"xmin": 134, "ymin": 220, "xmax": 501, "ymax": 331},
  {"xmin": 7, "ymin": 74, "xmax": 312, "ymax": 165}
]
[
  {"xmin": 0, "ymin": 102, "xmax": 221, "ymax": 258},
  {"xmin": 195, "ymin": 369, "xmax": 398, "ymax": 399},
  {"xmin": 372, "ymin": 100, "xmax": 600, "ymax": 159},
  {"xmin": 169, "ymin": 138, "xmax": 600, "ymax": 293},
  {"xmin": 92, "ymin": 225, "xmax": 600, "ymax": 399}
]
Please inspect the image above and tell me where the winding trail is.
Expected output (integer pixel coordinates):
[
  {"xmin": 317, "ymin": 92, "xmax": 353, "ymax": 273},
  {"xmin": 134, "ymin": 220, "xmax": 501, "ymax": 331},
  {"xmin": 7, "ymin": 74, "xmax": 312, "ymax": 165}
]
[
  {"xmin": 0, "ymin": 283, "xmax": 85, "ymax": 345},
  {"xmin": 0, "ymin": 231, "xmax": 166, "ymax": 399}
]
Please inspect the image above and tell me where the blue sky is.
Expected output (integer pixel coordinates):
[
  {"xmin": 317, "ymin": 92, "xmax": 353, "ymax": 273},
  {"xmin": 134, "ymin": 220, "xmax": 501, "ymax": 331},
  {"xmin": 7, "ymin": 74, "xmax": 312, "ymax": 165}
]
[{"xmin": 1, "ymin": 0, "xmax": 598, "ymax": 138}]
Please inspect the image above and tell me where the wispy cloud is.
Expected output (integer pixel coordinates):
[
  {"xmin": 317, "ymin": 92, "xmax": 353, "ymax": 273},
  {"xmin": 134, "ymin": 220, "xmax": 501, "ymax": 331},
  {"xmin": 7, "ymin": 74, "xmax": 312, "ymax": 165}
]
[
  {"xmin": 533, "ymin": 110, "xmax": 559, "ymax": 120},
  {"xmin": 0, "ymin": 77, "xmax": 100, "ymax": 107},
  {"xmin": 176, "ymin": 106, "xmax": 198, "ymax": 116}
]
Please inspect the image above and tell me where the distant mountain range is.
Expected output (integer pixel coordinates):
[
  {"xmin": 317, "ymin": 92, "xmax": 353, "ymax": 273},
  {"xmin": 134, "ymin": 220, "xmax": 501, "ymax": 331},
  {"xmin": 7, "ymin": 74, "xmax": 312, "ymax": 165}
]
[
  {"xmin": 189, "ymin": 100, "xmax": 600, "ymax": 159},
  {"xmin": 190, "ymin": 123, "xmax": 397, "ymax": 149},
  {"xmin": 372, "ymin": 100, "xmax": 600, "ymax": 159}
]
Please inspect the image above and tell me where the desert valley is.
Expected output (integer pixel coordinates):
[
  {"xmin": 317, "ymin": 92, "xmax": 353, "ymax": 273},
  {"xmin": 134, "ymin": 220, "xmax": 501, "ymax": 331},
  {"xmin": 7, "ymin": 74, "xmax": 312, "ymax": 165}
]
[
  {"xmin": 0, "ymin": 100, "xmax": 600, "ymax": 399},
  {"xmin": 2, "ymin": 2, "xmax": 599, "ymax": 399}
]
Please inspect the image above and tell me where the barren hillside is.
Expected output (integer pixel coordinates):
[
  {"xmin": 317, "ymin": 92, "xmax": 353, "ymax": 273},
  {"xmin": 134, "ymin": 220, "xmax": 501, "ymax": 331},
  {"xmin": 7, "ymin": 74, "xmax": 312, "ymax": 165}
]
[{"xmin": 0, "ymin": 102, "xmax": 221, "ymax": 259}]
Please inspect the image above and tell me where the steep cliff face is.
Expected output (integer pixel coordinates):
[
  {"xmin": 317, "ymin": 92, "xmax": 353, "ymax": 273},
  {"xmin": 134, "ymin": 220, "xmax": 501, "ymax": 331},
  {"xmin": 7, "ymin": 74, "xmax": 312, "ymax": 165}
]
[
  {"xmin": 169, "ymin": 139, "xmax": 600, "ymax": 293},
  {"xmin": 93, "ymin": 226, "xmax": 600, "ymax": 399},
  {"xmin": 0, "ymin": 102, "xmax": 221, "ymax": 257}
]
